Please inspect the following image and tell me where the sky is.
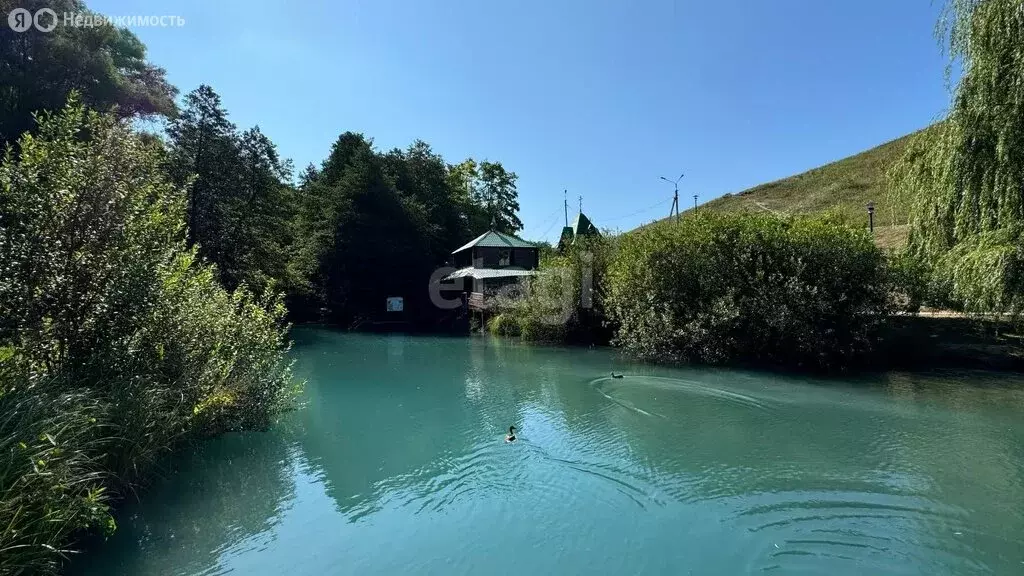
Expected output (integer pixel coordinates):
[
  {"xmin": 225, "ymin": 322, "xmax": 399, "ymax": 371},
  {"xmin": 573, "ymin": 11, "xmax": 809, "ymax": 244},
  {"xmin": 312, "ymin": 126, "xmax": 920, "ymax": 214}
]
[{"xmin": 93, "ymin": 0, "xmax": 952, "ymax": 243}]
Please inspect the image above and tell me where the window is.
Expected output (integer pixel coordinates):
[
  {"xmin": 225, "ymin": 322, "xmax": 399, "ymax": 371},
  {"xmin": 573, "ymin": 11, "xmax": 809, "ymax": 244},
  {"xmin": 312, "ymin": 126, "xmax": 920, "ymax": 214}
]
[{"xmin": 498, "ymin": 249, "xmax": 511, "ymax": 266}]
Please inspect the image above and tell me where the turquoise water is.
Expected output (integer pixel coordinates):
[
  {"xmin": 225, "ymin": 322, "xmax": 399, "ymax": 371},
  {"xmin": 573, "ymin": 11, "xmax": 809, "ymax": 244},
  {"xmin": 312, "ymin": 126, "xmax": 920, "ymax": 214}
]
[{"xmin": 74, "ymin": 329, "xmax": 1024, "ymax": 575}]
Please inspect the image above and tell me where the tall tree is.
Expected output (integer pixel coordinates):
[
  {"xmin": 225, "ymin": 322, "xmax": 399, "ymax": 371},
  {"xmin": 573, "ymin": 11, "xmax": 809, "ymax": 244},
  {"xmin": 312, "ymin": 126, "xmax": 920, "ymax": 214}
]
[
  {"xmin": 287, "ymin": 131, "xmax": 525, "ymax": 324},
  {"xmin": 890, "ymin": 0, "xmax": 1024, "ymax": 315},
  {"xmin": 0, "ymin": 0, "xmax": 176, "ymax": 144},
  {"xmin": 446, "ymin": 158, "xmax": 523, "ymax": 234},
  {"xmin": 478, "ymin": 160, "xmax": 523, "ymax": 234},
  {"xmin": 447, "ymin": 158, "xmax": 490, "ymax": 234},
  {"xmin": 165, "ymin": 85, "xmax": 239, "ymax": 266},
  {"xmin": 226, "ymin": 126, "xmax": 296, "ymax": 290},
  {"xmin": 318, "ymin": 141, "xmax": 423, "ymax": 323}
]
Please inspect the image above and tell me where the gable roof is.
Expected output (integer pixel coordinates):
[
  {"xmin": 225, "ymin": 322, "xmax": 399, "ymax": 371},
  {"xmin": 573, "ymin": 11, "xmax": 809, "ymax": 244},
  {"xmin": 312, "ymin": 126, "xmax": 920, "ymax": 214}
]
[
  {"xmin": 571, "ymin": 212, "xmax": 600, "ymax": 237},
  {"xmin": 452, "ymin": 230, "xmax": 536, "ymax": 254}
]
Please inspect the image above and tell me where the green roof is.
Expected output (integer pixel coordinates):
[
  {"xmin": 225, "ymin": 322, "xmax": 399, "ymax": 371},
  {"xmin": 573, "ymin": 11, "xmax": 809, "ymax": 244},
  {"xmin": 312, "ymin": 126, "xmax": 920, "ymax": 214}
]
[
  {"xmin": 452, "ymin": 230, "xmax": 536, "ymax": 253},
  {"xmin": 571, "ymin": 212, "xmax": 600, "ymax": 237},
  {"xmin": 558, "ymin": 213, "xmax": 601, "ymax": 252}
]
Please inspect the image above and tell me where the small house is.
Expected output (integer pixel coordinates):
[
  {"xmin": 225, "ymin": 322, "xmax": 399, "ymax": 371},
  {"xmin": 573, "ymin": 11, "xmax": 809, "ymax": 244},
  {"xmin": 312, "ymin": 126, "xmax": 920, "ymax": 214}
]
[{"xmin": 442, "ymin": 230, "xmax": 539, "ymax": 311}]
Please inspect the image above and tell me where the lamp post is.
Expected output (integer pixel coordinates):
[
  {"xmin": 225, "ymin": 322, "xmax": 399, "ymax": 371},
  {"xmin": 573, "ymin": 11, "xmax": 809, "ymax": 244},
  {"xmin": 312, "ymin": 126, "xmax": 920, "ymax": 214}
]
[
  {"xmin": 660, "ymin": 173, "xmax": 684, "ymax": 223},
  {"xmin": 866, "ymin": 201, "xmax": 875, "ymax": 234},
  {"xmin": 693, "ymin": 194, "xmax": 698, "ymax": 210}
]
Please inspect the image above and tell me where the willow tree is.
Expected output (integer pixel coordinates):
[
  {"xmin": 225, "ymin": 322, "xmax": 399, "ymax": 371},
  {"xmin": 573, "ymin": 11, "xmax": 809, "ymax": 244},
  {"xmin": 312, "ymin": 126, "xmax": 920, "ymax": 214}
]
[{"xmin": 890, "ymin": 0, "xmax": 1024, "ymax": 314}]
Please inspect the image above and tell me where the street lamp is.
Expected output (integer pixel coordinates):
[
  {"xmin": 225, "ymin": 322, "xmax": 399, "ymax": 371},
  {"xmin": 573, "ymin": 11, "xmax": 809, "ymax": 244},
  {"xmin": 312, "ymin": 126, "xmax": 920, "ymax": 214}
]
[
  {"xmin": 866, "ymin": 201, "xmax": 875, "ymax": 233},
  {"xmin": 660, "ymin": 173, "xmax": 684, "ymax": 223}
]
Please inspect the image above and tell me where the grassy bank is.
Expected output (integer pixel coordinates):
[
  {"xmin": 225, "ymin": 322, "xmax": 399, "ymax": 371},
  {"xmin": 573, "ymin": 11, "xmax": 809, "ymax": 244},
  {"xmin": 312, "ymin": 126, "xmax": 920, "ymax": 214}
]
[
  {"xmin": 0, "ymin": 104, "xmax": 298, "ymax": 574},
  {"xmin": 639, "ymin": 131, "xmax": 926, "ymax": 249}
]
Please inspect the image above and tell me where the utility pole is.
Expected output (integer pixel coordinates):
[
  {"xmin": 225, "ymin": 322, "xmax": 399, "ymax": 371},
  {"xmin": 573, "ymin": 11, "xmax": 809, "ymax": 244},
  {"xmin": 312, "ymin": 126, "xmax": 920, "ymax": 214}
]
[
  {"xmin": 660, "ymin": 173, "xmax": 684, "ymax": 223},
  {"xmin": 578, "ymin": 195, "xmax": 583, "ymax": 214},
  {"xmin": 564, "ymin": 190, "xmax": 568, "ymax": 226}
]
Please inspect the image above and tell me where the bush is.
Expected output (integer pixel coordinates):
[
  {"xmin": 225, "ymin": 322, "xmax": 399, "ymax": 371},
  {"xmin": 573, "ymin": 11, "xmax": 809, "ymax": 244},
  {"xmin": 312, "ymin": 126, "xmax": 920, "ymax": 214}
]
[
  {"xmin": 0, "ymin": 102, "xmax": 297, "ymax": 574},
  {"xmin": 887, "ymin": 249, "xmax": 929, "ymax": 313},
  {"xmin": 606, "ymin": 212, "xmax": 890, "ymax": 369},
  {"xmin": 487, "ymin": 313, "xmax": 521, "ymax": 337},
  {"xmin": 497, "ymin": 236, "xmax": 616, "ymax": 345}
]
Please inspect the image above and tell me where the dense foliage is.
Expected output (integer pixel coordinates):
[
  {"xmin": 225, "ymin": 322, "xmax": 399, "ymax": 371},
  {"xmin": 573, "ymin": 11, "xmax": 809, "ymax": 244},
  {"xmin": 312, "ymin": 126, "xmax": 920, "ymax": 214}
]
[
  {"xmin": 164, "ymin": 85, "xmax": 302, "ymax": 294},
  {"xmin": 494, "ymin": 236, "xmax": 616, "ymax": 344},
  {"xmin": 606, "ymin": 213, "xmax": 891, "ymax": 369},
  {"xmin": 0, "ymin": 103, "xmax": 295, "ymax": 574},
  {"xmin": 889, "ymin": 0, "xmax": 1024, "ymax": 316},
  {"xmin": 0, "ymin": 0, "xmax": 176, "ymax": 144},
  {"xmin": 0, "ymin": 8, "xmax": 527, "ymax": 567},
  {"xmin": 291, "ymin": 134, "xmax": 521, "ymax": 325}
]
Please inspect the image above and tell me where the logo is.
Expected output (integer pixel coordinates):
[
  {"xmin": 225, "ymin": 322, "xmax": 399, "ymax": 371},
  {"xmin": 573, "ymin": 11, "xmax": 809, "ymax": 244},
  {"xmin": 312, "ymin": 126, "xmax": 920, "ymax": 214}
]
[
  {"xmin": 7, "ymin": 7, "xmax": 57, "ymax": 32},
  {"xmin": 6, "ymin": 8, "xmax": 184, "ymax": 32},
  {"xmin": 7, "ymin": 7, "xmax": 31, "ymax": 31}
]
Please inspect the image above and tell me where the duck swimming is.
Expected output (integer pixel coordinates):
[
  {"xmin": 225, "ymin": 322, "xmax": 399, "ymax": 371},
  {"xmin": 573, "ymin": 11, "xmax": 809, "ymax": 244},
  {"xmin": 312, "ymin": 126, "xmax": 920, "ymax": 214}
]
[
  {"xmin": 506, "ymin": 425, "xmax": 517, "ymax": 443},
  {"xmin": 611, "ymin": 372, "xmax": 624, "ymax": 379}
]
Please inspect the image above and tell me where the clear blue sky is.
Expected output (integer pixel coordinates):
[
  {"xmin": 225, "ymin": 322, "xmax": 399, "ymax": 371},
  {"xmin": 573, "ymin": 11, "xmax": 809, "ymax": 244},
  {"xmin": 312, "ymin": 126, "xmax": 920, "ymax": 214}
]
[{"xmin": 94, "ymin": 0, "xmax": 950, "ymax": 243}]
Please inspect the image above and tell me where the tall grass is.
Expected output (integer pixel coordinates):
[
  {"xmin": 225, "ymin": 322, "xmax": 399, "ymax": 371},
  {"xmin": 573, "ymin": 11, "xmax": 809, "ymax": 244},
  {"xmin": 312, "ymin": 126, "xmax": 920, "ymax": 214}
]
[{"xmin": 0, "ymin": 101, "xmax": 297, "ymax": 574}]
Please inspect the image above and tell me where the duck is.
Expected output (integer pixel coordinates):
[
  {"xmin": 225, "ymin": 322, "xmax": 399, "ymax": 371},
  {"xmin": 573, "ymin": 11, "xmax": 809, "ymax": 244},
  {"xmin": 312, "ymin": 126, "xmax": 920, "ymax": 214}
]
[
  {"xmin": 505, "ymin": 425, "xmax": 517, "ymax": 443},
  {"xmin": 611, "ymin": 372, "xmax": 624, "ymax": 379}
]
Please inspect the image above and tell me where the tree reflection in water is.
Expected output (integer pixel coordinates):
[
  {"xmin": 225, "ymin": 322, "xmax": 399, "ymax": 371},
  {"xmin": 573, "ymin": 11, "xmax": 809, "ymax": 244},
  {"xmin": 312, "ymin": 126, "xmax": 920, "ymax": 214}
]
[{"xmin": 70, "ymin": 431, "xmax": 297, "ymax": 576}]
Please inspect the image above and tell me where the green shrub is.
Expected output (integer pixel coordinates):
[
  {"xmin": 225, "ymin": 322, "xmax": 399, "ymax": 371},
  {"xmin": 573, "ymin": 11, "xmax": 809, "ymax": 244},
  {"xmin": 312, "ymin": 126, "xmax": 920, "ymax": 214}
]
[
  {"xmin": 487, "ymin": 313, "xmax": 521, "ymax": 337},
  {"xmin": 499, "ymin": 236, "xmax": 616, "ymax": 345},
  {"xmin": 606, "ymin": 212, "xmax": 890, "ymax": 369},
  {"xmin": 886, "ymin": 249, "xmax": 930, "ymax": 313},
  {"xmin": 0, "ymin": 101, "xmax": 297, "ymax": 574}
]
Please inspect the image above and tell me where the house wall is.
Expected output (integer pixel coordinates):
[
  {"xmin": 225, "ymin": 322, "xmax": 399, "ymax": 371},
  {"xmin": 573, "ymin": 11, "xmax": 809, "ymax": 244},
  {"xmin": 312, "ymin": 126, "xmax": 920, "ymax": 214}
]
[
  {"xmin": 512, "ymin": 247, "xmax": 538, "ymax": 270},
  {"xmin": 452, "ymin": 246, "xmax": 539, "ymax": 270},
  {"xmin": 453, "ymin": 250, "xmax": 474, "ymax": 269}
]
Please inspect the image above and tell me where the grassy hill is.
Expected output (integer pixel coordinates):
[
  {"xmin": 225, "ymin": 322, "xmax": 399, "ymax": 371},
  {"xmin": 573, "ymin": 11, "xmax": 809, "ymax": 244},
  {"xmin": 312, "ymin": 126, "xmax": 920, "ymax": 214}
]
[{"xmin": 649, "ymin": 131, "xmax": 922, "ymax": 248}]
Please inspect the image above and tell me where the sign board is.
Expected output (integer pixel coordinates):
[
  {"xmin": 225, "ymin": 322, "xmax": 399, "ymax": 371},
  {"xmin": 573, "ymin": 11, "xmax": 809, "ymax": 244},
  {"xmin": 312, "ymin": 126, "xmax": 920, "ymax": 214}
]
[{"xmin": 386, "ymin": 296, "xmax": 404, "ymax": 312}]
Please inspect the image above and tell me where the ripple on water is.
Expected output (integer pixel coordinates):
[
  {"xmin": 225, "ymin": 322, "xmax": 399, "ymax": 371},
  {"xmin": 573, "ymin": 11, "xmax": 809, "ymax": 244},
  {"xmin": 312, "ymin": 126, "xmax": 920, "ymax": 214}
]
[
  {"xmin": 728, "ymin": 490, "xmax": 979, "ymax": 573},
  {"xmin": 590, "ymin": 375, "xmax": 775, "ymax": 416},
  {"xmin": 370, "ymin": 427, "xmax": 668, "ymax": 521}
]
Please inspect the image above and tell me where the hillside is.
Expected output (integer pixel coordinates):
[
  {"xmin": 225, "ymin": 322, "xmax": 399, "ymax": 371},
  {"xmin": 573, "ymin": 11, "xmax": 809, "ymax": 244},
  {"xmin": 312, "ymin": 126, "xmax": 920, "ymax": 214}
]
[{"xmin": 649, "ymin": 131, "xmax": 922, "ymax": 247}]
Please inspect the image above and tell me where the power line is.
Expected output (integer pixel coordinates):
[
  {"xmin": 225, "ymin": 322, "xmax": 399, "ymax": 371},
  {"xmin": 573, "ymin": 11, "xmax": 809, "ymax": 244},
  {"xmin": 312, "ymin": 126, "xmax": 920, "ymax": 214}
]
[
  {"xmin": 522, "ymin": 207, "xmax": 562, "ymax": 240},
  {"xmin": 601, "ymin": 197, "xmax": 673, "ymax": 223}
]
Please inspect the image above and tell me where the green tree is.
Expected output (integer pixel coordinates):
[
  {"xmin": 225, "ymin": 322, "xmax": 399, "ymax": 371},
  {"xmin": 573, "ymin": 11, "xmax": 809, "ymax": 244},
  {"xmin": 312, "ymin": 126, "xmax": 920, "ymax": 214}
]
[
  {"xmin": 224, "ymin": 126, "xmax": 297, "ymax": 290},
  {"xmin": 890, "ymin": 0, "xmax": 1024, "ymax": 315},
  {"xmin": 446, "ymin": 158, "xmax": 523, "ymax": 234},
  {"xmin": 287, "ymin": 130, "xmax": 525, "ymax": 325},
  {"xmin": 447, "ymin": 158, "xmax": 491, "ymax": 235},
  {"xmin": 0, "ymin": 101, "xmax": 296, "ymax": 574},
  {"xmin": 0, "ymin": 0, "xmax": 176, "ymax": 144},
  {"xmin": 165, "ymin": 86, "xmax": 299, "ymax": 295},
  {"xmin": 478, "ymin": 161, "xmax": 523, "ymax": 234},
  {"xmin": 165, "ymin": 85, "xmax": 239, "ymax": 259},
  {"xmin": 318, "ymin": 141, "xmax": 426, "ymax": 324}
]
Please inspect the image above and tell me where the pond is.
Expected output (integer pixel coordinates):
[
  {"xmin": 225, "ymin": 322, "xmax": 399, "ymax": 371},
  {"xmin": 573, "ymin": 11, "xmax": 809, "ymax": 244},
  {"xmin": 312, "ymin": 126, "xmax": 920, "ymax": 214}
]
[{"xmin": 73, "ymin": 329, "xmax": 1024, "ymax": 575}]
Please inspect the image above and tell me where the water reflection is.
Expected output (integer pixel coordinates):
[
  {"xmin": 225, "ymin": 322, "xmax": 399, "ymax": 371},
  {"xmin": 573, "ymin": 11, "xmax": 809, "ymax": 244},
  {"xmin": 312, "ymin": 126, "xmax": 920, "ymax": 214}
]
[
  {"xmin": 75, "ymin": 330, "xmax": 1024, "ymax": 575},
  {"xmin": 71, "ymin": 431, "xmax": 297, "ymax": 576},
  {"xmin": 292, "ymin": 332, "xmax": 486, "ymax": 521},
  {"xmin": 289, "ymin": 331, "xmax": 1024, "ymax": 574}
]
